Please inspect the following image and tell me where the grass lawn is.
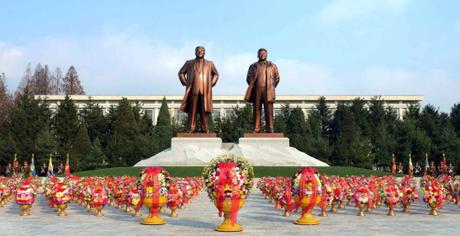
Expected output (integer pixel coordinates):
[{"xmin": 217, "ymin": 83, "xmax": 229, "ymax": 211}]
[{"xmin": 74, "ymin": 166, "xmax": 402, "ymax": 177}]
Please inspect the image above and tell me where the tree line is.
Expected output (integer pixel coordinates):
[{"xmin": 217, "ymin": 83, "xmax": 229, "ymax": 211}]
[
  {"xmin": 1, "ymin": 64, "xmax": 460, "ymax": 173},
  {"xmin": 211, "ymin": 97, "xmax": 460, "ymax": 172}
]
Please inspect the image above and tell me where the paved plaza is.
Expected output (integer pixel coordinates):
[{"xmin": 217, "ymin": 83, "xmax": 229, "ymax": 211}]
[{"xmin": 1, "ymin": 187, "xmax": 459, "ymax": 236}]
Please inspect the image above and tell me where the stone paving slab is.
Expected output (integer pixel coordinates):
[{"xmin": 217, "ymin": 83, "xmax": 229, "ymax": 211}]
[{"xmin": 0, "ymin": 188, "xmax": 459, "ymax": 236}]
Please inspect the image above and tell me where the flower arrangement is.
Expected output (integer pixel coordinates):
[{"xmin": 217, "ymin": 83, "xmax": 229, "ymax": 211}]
[
  {"xmin": 16, "ymin": 179, "xmax": 35, "ymax": 205},
  {"xmin": 141, "ymin": 167, "xmax": 170, "ymax": 198},
  {"xmin": 53, "ymin": 183, "xmax": 72, "ymax": 205},
  {"xmin": 202, "ymin": 153, "xmax": 254, "ymax": 232},
  {"xmin": 290, "ymin": 167, "xmax": 322, "ymax": 225},
  {"xmin": 384, "ymin": 185, "xmax": 402, "ymax": 206},
  {"xmin": 353, "ymin": 186, "xmax": 369, "ymax": 205},
  {"xmin": 291, "ymin": 168, "xmax": 322, "ymax": 197},
  {"xmin": 422, "ymin": 176, "xmax": 446, "ymax": 215},
  {"xmin": 92, "ymin": 186, "xmax": 108, "ymax": 206},
  {"xmin": 139, "ymin": 167, "xmax": 171, "ymax": 225},
  {"xmin": 202, "ymin": 153, "xmax": 254, "ymax": 201}
]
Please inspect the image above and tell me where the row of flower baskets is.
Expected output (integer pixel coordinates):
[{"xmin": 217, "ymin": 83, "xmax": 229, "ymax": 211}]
[
  {"xmin": 3, "ymin": 155, "xmax": 459, "ymax": 233},
  {"xmin": 2, "ymin": 173, "xmax": 203, "ymax": 218},
  {"xmin": 258, "ymin": 173, "xmax": 460, "ymax": 219}
]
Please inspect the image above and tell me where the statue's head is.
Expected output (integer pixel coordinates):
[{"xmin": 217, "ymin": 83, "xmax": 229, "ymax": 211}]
[
  {"xmin": 195, "ymin": 46, "xmax": 205, "ymax": 59},
  {"xmin": 257, "ymin": 48, "xmax": 268, "ymax": 61}
]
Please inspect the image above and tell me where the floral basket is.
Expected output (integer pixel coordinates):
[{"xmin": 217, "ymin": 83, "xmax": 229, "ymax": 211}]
[
  {"xmin": 291, "ymin": 167, "xmax": 322, "ymax": 225},
  {"xmin": 139, "ymin": 167, "xmax": 170, "ymax": 225},
  {"xmin": 202, "ymin": 153, "xmax": 254, "ymax": 232}
]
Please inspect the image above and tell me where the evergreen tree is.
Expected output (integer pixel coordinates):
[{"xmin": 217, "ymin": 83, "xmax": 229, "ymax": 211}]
[
  {"xmin": 219, "ymin": 115, "xmax": 239, "ymax": 142},
  {"xmin": 54, "ymin": 95, "xmax": 79, "ymax": 156},
  {"xmin": 311, "ymin": 96, "xmax": 332, "ymax": 139},
  {"xmin": 80, "ymin": 99, "xmax": 107, "ymax": 142},
  {"xmin": 368, "ymin": 98, "xmax": 396, "ymax": 166},
  {"xmin": 35, "ymin": 129, "xmax": 56, "ymax": 165},
  {"xmin": 154, "ymin": 97, "xmax": 172, "ymax": 152},
  {"xmin": 107, "ymin": 98, "xmax": 139, "ymax": 166},
  {"xmin": 217, "ymin": 104, "xmax": 253, "ymax": 142},
  {"xmin": 136, "ymin": 109, "xmax": 157, "ymax": 158},
  {"xmin": 396, "ymin": 118, "xmax": 431, "ymax": 164},
  {"xmin": 86, "ymin": 138, "xmax": 107, "ymax": 170},
  {"xmin": 404, "ymin": 103, "xmax": 421, "ymax": 120},
  {"xmin": 0, "ymin": 73, "xmax": 13, "ymax": 161},
  {"xmin": 286, "ymin": 107, "xmax": 313, "ymax": 154},
  {"xmin": 274, "ymin": 105, "xmax": 290, "ymax": 133},
  {"xmin": 450, "ymin": 103, "xmax": 460, "ymax": 138},
  {"xmin": 307, "ymin": 98, "xmax": 332, "ymax": 163},
  {"xmin": 433, "ymin": 113, "xmax": 460, "ymax": 165},
  {"xmin": 350, "ymin": 98, "xmax": 371, "ymax": 137},
  {"xmin": 234, "ymin": 103, "xmax": 253, "ymax": 134},
  {"xmin": 71, "ymin": 122, "xmax": 92, "ymax": 170},
  {"xmin": 330, "ymin": 104, "xmax": 371, "ymax": 167},
  {"xmin": 9, "ymin": 88, "xmax": 50, "ymax": 162}
]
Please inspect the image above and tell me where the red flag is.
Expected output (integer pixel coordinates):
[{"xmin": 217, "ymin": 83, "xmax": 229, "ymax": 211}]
[
  {"xmin": 391, "ymin": 154, "xmax": 396, "ymax": 174},
  {"xmin": 65, "ymin": 154, "xmax": 70, "ymax": 176},
  {"xmin": 13, "ymin": 154, "xmax": 18, "ymax": 170}
]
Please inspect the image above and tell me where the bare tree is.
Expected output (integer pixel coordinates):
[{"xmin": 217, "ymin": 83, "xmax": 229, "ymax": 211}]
[
  {"xmin": 16, "ymin": 63, "xmax": 33, "ymax": 96},
  {"xmin": 62, "ymin": 65, "xmax": 85, "ymax": 95},
  {"xmin": 51, "ymin": 67, "xmax": 63, "ymax": 94},
  {"xmin": 0, "ymin": 73, "xmax": 13, "ymax": 126},
  {"xmin": 32, "ymin": 64, "xmax": 55, "ymax": 95}
]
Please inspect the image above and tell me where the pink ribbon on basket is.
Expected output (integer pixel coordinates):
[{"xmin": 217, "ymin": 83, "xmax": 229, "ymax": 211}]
[{"xmin": 215, "ymin": 162, "xmax": 240, "ymax": 224}]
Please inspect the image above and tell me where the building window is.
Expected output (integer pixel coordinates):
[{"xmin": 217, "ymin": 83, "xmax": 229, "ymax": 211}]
[
  {"xmin": 225, "ymin": 109, "xmax": 234, "ymax": 118},
  {"xmin": 176, "ymin": 110, "xmax": 187, "ymax": 123},
  {"xmin": 274, "ymin": 109, "xmax": 282, "ymax": 117},
  {"xmin": 212, "ymin": 109, "xmax": 221, "ymax": 119},
  {"xmin": 144, "ymin": 109, "xmax": 153, "ymax": 122}
]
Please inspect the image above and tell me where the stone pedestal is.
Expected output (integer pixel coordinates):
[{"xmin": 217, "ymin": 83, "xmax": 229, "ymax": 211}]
[
  {"xmin": 243, "ymin": 133, "xmax": 284, "ymax": 138},
  {"xmin": 171, "ymin": 137, "xmax": 222, "ymax": 150},
  {"xmin": 135, "ymin": 137, "xmax": 225, "ymax": 166},
  {"xmin": 239, "ymin": 137, "xmax": 289, "ymax": 150},
  {"xmin": 176, "ymin": 133, "xmax": 217, "ymax": 138},
  {"xmin": 134, "ymin": 134, "xmax": 329, "ymax": 167},
  {"xmin": 235, "ymin": 136, "xmax": 329, "ymax": 166}
]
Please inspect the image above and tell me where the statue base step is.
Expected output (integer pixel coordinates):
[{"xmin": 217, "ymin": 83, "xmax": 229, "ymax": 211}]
[
  {"xmin": 176, "ymin": 133, "xmax": 217, "ymax": 137},
  {"xmin": 135, "ymin": 136, "xmax": 329, "ymax": 167},
  {"xmin": 243, "ymin": 133, "xmax": 284, "ymax": 138}
]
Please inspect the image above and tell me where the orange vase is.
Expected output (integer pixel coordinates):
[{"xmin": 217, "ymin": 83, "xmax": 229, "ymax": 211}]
[
  {"xmin": 141, "ymin": 196, "xmax": 168, "ymax": 225},
  {"xmin": 294, "ymin": 196, "xmax": 321, "ymax": 225},
  {"xmin": 213, "ymin": 199, "xmax": 245, "ymax": 232}
]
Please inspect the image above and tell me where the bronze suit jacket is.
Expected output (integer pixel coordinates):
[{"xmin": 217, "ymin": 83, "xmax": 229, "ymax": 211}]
[
  {"xmin": 244, "ymin": 61, "xmax": 280, "ymax": 103},
  {"xmin": 179, "ymin": 59, "xmax": 219, "ymax": 113}
]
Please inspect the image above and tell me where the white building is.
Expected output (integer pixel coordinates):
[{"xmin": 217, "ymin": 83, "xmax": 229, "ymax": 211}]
[{"xmin": 35, "ymin": 95, "xmax": 424, "ymax": 125}]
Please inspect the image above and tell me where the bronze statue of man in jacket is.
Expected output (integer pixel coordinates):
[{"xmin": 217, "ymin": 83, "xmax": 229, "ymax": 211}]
[
  {"xmin": 178, "ymin": 46, "xmax": 219, "ymax": 133},
  {"xmin": 244, "ymin": 48, "xmax": 280, "ymax": 133}
]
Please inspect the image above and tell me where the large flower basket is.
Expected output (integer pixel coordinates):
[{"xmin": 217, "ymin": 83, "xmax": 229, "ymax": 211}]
[
  {"xmin": 53, "ymin": 183, "xmax": 72, "ymax": 216},
  {"xmin": 139, "ymin": 167, "xmax": 170, "ymax": 225},
  {"xmin": 422, "ymin": 176, "xmax": 446, "ymax": 216},
  {"xmin": 16, "ymin": 180, "xmax": 35, "ymax": 216},
  {"xmin": 92, "ymin": 184, "xmax": 108, "ymax": 217},
  {"xmin": 203, "ymin": 153, "xmax": 254, "ymax": 232},
  {"xmin": 291, "ymin": 168, "xmax": 322, "ymax": 225}
]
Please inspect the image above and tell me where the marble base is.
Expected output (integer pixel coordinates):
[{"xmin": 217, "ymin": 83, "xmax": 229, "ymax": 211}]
[{"xmin": 134, "ymin": 136, "xmax": 329, "ymax": 167}]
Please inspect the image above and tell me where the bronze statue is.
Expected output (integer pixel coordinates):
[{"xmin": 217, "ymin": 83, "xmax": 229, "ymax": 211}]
[
  {"xmin": 244, "ymin": 48, "xmax": 280, "ymax": 133},
  {"xmin": 179, "ymin": 46, "xmax": 219, "ymax": 133}
]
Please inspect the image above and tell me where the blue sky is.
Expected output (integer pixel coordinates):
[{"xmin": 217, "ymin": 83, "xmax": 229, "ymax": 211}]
[{"xmin": 0, "ymin": 0, "xmax": 459, "ymax": 111}]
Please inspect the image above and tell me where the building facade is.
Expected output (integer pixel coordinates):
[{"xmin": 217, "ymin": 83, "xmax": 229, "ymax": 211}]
[{"xmin": 35, "ymin": 95, "xmax": 424, "ymax": 125}]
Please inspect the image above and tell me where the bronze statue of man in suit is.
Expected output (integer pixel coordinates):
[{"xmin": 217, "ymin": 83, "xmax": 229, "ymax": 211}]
[
  {"xmin": 179, "ymin": 46, "xmax": 219, "ymax": 133},
  {"xmin": 244, "ymin": 48, "xmax": 280, "ymax": 133}
]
